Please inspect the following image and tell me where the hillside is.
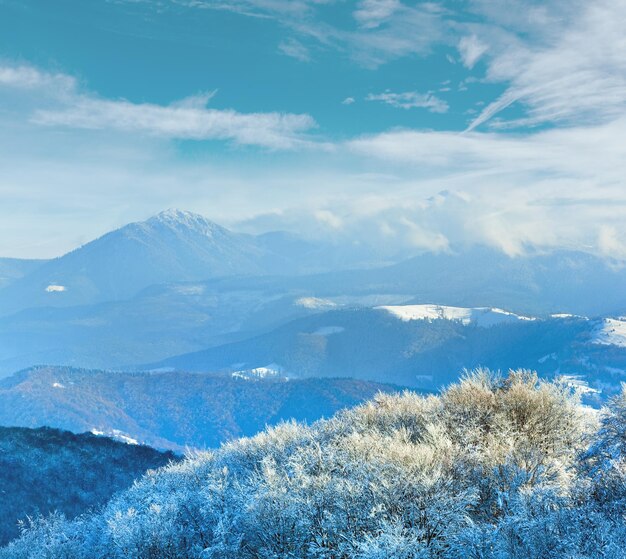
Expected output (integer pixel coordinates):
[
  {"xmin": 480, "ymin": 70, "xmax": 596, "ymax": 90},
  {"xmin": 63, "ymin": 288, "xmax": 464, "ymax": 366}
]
[
  {"xmin": 2, "ymin": 241, "xmax": 626, "ymax": 376},
  {"xmin": 0, "ymin": 210, "xmax": 278, "ymax": 314},
  {"xmin": 149, "ymin": 306, "xmax": 626, "ymax": 400},
  {"xmin": 0, "ymin": 426, "xmax": 176, "ymax": 546},
  {"xmin": 0, "ymin": 280, "xmax": 326, "ymax": 376},
  {"xmin": 0, "ymin": 258, "xmax": 46, "ymax": 289},
  {"xmin": 3, "ymin": 371, "xmax": 625, "ymax": 558},
  {"xmin": 0, "ymin": 209, "xmax": 389, "ymax": 318},
  {"xmin": 0, "ymin": 366, "xmax": 401, "ymax": 450}
]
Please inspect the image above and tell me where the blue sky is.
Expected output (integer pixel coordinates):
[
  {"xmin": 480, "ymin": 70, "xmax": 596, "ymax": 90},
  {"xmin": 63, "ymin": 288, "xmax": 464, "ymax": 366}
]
[{"xmin": 1, "ymin": 0, "xmax": 625, "ymax": 259}]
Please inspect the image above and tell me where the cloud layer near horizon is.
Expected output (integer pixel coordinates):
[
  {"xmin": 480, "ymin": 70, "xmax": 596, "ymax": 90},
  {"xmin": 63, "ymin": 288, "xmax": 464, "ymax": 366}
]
[{"xmin": 1, "ymin": 0, "xmax": 626, "ymax": 261}]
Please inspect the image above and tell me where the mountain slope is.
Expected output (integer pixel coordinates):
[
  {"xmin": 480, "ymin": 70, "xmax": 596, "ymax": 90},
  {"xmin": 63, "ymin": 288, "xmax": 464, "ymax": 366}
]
[
  {"xmin": 0, "ymin": 258, "xmax": 47, "ymax": 289},
  {"xmin": 277, "ymin": 246, "xmax": 626, "ymax": 317},
  {"xmin": 149, "ymin": 306, "xmax": 626, "ymax": 399},
  {"xmin": 0, "ymin": 280, "xmax": 330, "ymax": 376},
  {"xmin": 0, "ymin": 366, "xmax": 401, "ymax": 451},
  {"xmin": 0, "ymin": 426, "xmax": 176, "ymax": 546},
  {"xmin": 0, "ymin": 210, "xmax": 276, "ymax": 314},
  {"xmin": 2, "ymin": 227, "xmax": 626, "ymax": 375}
]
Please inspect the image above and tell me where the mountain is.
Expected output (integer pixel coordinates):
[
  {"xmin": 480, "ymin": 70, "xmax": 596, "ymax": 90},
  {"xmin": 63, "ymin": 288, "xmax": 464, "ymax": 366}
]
[
  {"xmin": 0, "ymin": 366, "xmax": 401, "ymax": 451},
  {"xmin": 2, "ymin": 214, "xmax": 626, "ymax": 376},
  {"xmin": 0, "ymin": 426, "xmax": 176, "ymax": 546},
  {"xmin": 0, "ymin": 210, "xmax": 279, "ymax": 314},
  {"xmin": 273, "ymin": 246, "xmax": 626, "ymax": 317},
  {"xmin": 0, "ymin": 277, "xmax": 335, "ymax": 376},
  {"xmin": 0, "ymin": 258, "xmax": 47, "ymax": 289},
  {"xmin": 149, "ymin": 305, "xmax": 626, "ymax": 401},
  {"xmin": 4, "ymin": 373, "xmax": 625, "ymax": 558},
  {"xmin": 0, "ymin": 210, "xmax": 396, "ymax": 318}
]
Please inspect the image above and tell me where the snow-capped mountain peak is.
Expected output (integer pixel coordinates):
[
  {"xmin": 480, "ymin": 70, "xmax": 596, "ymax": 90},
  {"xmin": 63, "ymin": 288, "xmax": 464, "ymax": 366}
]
[
  {"xmin": 147, "ymin": 208, "xmax": 226, "ymax": 237},
  {"xmin": 376, "ymin": 304, "xmax": 536, "ymax": 327}
]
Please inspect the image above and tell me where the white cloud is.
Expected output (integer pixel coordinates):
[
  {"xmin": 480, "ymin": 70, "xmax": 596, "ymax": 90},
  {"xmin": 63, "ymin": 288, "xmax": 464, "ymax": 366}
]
[
  {"xmin": 343, "ymin": 115, "xmax": 626, "ymax": 257},
  {"xmin": 0, "ymin": 65, "xmax": 76, "ymax": 96},
  {"xmin": 342, "ymin": 97, "xmax": 356, "ymax": 105},
  {"xmin": 0, "ymin": 64, "xmax": 318, "ymax": 149},
  {"xmin": 3, "ymin": 1, "xmax": 626, "ymax": 261},
  {"xmin": 348, "ymin": 119, "xmax": 626, "ymax": 182},
  {"xmin": 314, "ymin": 209, "xmax": 343, "ymax": 230},
  {"xmin": 400, "ymin": 218, "xmax": 450, "ymax": 252},
  {"xmin": 354, "ymin": 0, "xmax": 402, "ymax": 29},
  {"xmin": 598, "ymin": 226, "xmax": 626, "ymax": 261},
  {"xmin": 468, "ymin": 0, "xmax": 626, "ymax": 130},
  {"xmin": 366, "ymin": 90, "xmax": 449, "ymax": 113},
  {"xmin": 458, "ymin": 35, "xmax": 488, "ymax": 69},
  {"xmin": 33, "ymin": 96, "xmax": 317, "ymax": 149},
  {"xmin": 171, "ymin": 0, "xmax": 447, "ymax": 68},
  {"xmin": 278, "ymin": 38, "xmax": 311, "ymax": 61}
]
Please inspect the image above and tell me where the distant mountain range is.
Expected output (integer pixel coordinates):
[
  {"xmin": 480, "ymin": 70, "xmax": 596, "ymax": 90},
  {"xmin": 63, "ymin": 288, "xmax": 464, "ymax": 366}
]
[
  {"xmin": 0, "ymin": 426, "xmax": 176, "ymax": 546},
  {"xmin": 147, "ymin": 305, "xmax": 626, "ymax": 401},
  {"xmin": 0, "ymin": 209, "xmax": 389, "ymax": 316},
  {"xmin": 0, "ymin": 209, "xmax": 625, "ymax": 383},
  {"xmin": 0, "ymin": 210, "xmax": 280, "ymax": 313},
  {"xmin": 0, "ymin": 366, "xmax": 401, "ymax": 451}
]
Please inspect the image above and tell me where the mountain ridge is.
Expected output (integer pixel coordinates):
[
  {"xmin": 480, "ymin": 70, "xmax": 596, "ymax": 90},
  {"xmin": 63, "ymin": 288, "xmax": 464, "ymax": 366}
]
[{"xmin": 0, "ymin": 365, "xmax": 403, "ymax": 451}]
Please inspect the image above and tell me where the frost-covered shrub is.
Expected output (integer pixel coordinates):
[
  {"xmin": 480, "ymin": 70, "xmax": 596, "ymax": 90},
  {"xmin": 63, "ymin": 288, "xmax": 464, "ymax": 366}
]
[{"xmin": 2, "ymin": 370, "xmax": 625, "ymax": 559}]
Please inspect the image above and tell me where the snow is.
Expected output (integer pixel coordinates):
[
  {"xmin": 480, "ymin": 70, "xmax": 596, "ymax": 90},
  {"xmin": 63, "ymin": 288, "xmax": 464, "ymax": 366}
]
[
  {"xmin": 45, "ymin": 284, "xmax": 66, "ymax": 292},
  {"xmin": 109, "ymin": 430, "xmax": 139, "ymax": 445},
  {"xmin": 592, "ymin": 318, "xmax": 626, "ymax": 348},
  {"xmin": 90, "ymin": 428, "xmax": 139, "ymax": 445},
  {"xmin": 558, "ymin": 375, "xmax": 600, "ymax": 395},
  {"xmin": 377, "ymin": 304, "xmax": 535, "ymax": 327},
  {"xmin": 150, "ymin": 209, "xmax": 222, "ymax": 237},
  {"xmin": 295, "ymin": 297, "xmax": 337, "ymax": 310},
  {"xmin": 232, "ymin": 364, "xmax": 285, "ymax": 381},
  {"xmin": 312, "ymin": 326, "xmax": 345, "ymax": 336}
]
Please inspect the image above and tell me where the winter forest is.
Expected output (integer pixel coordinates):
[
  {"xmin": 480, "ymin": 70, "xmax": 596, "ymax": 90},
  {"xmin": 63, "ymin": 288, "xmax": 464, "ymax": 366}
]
[{"xmin": 4, "ymin": 370, "xmax": 626, "ymax": 559}]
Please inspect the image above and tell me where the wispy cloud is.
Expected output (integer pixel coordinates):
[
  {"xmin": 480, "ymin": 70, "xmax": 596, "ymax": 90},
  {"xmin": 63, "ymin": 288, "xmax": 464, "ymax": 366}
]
[
  {"xmin": 467, "ymin": 0, "xmax": 626, "ymax": 130},
  {"xmin": 366, "ymin": 90, "xmax": 449, "ymax": 113},
  {"xmin": 353, "ymin": 0, "xmax": 402, "ymax": 29},
  {"xmin": 3, "ymin": 1, "xmax": 626, "ymax": 261},
  {"xmin": 0, "ymin": 65, "xmax": 76, "ymax": 98},
  {"xmin": 0, "ymin": 64, "xmax": 318, "ymax": 149},
  {"xmin": 168, "ymin": 0, "xmax": 448, "ymax": 69},
  {"xmin": 278, "ymin": 38, "xmax": 311, "ymax": 62},
  {"xmin": 34, "ymin": 97, "xmax": 316, "ymax": 149},
  {"xmin": 457, "ymin": 35, "xmax": 488, "ymax": 69}
]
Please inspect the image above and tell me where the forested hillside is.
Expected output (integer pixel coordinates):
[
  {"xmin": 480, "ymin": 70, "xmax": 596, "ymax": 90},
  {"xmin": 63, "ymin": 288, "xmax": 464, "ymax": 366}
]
[
  {"xmin": 0, "ymin": 427, "xmax": 176, "ymax": 545},
  {"xmin": 3, "ymin": 370, "xmax": 626, "ymax": 558},
  {"xmin": 0, "ymin": 367, "xmax": 400, "ymax": 450}
]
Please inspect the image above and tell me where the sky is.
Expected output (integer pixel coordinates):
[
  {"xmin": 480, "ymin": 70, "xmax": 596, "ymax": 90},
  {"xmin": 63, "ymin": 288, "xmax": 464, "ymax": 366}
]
[{"xmin": 0, "ymin": 0, "xmax": 625, "ymax": 259}]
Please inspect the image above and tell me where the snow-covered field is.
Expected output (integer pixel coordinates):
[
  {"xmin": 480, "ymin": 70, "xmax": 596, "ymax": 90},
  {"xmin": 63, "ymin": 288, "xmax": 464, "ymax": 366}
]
[{"xmin": 592, "ymin": 318, "xmax": 626, "ymax": 348}]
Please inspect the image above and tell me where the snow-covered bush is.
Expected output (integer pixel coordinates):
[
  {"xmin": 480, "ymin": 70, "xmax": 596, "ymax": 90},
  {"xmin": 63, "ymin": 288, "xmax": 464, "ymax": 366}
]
[{"xmin": 2, "ymin": 370, "xmax": 624, "ymax": 559}]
